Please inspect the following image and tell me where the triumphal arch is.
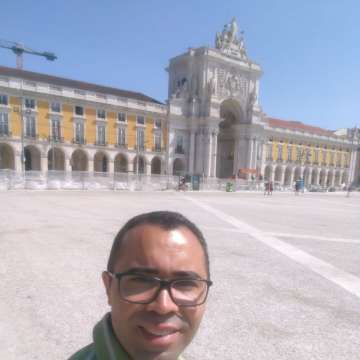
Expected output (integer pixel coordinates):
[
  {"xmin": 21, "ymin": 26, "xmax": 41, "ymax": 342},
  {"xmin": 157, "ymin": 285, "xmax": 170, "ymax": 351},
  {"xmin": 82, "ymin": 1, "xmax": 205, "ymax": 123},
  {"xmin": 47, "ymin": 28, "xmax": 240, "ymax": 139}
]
[{"xmin": 167, "ymin": 18, "xmax": 266, "ymax": 179}]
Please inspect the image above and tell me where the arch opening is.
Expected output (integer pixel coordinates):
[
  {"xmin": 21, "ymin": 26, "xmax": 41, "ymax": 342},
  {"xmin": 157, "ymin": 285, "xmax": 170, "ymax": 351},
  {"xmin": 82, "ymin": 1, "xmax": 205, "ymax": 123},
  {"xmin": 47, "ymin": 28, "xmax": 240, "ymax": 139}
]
[
  {"xmin": 217, "ymin": 99, "xmax": 245, "ymax": 179},
  {"xmin": 151, "ymin": 157, "xmax": 161, "ymax": 174},
  {"xmin": 48, "ymin": 148, "xmax": 65, "ymax": 171},
  {"xmin": 115, "ymin": 153, "xmax": 128, "ymax": 173},
  {"xmin": 133, "ymin": 155, "xmax": 145, "ymax": 174},
  {"xmin": 173, "ymin": 158, "xmax": 185, "ymax": 175},
  {"xmin": 71, "ymin": 149, "xmax": 88, "ymax": 171},
  {"xmin": 94, "ymin": 151, "xmax": 108, "ymax": 173},
  {"xmin": 0, "ymin": 143, "xmax": 15, "ymax": 170},
  {"xmin": 24, "ymin": 145, "xmax": 41, "ymax": 171}
]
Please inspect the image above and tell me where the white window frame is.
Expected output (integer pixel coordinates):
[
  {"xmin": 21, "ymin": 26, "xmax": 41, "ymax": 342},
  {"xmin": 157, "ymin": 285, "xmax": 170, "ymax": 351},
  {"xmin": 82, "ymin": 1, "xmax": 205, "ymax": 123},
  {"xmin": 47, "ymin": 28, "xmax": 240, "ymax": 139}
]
[
  {"xmin": 287, "ymin": 144, "xmax": 292, "ymax": 161},
  {"xmin": 267, "ymin": 143, "xmax": 273, "ymax": 161},
  {"xmin": 118, "ymin": 112, "xmax": 127, "ymax": 123},
  {"xmin": 73, "ymin": 119, "xmax": 86, "ymax": 144},
  {"xmin": 117, "ymin": 126, "xmax": 127, "ymax": 146},
  {"xmin": 136, "ymin": 115, "xmax": 145, "ymax": 126},
  {"xmin": 277, "ymin": 144, "xmax": 283, "ymax": 160},
  {"xmin": 296, "ymin": 146, "xmax": 303, "ymax": 162},
  {"xmin": 49, "ymin": 115, "xmax": 62, "ymax": 141},
  {"xmin": 154, "ymin": 131, "xmax": 162, "ymax": 152},
  {"xmin": 74, "ymin": 105, "xmax": 84, "ymax": 117},
  {"xmin": 0, "ymin": 111, "xmax": 10, "ymax": 135},
  {"xmin": 175, "ymin": 134, "xmax": 185, "ymax": 154},
  {"xmin": 96, "ymin": 123, "xmax": 107, "ymax": 145},
  {"xmin": 314, "ymin": 148, "xmax": 319, "ymax": 163},
  {"xmin": 96, "ymin": 109, "xmax": 106, "ymax": 120},
  {"xmin": 24, "ymin": 98, "xmax": 36, "ymax": 110},
  {"xmin": 24, "ymin": 114, "xmax": 37, "ymax": 138},
  {"xmin": 136, "ymin": 127, "xmax": 145, "ymax": 151},
  {"xmin": 0, "ymin": 94, "xmax": 8, "ymax": 106},
  {"xmin": 154, "ymin": 119, "xmax": 162, "ymax": 129},
  {"xmin": 50, "ymin": 101, "xmax": 62, "ymax": 114}
]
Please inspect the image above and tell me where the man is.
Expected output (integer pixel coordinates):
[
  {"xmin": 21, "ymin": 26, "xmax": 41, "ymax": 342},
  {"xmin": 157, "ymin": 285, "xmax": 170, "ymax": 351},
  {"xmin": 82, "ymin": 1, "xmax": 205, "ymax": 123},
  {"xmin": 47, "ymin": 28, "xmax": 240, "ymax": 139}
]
[{"xmin": 68, "ymin": 211, "xmax": 212, "ymax": 360}]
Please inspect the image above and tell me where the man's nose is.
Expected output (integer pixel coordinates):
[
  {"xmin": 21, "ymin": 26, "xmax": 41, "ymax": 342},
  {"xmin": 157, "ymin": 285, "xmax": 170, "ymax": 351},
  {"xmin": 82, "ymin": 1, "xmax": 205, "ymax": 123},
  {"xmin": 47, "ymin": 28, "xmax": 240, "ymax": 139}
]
[{"xmin": 146, "ymin": 288, "xmax": 179, "ymax": 314}]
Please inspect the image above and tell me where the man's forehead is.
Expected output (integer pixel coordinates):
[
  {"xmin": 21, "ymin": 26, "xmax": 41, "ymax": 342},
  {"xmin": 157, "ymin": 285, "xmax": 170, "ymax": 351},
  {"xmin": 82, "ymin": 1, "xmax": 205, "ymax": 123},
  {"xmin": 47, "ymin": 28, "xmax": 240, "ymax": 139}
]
[
  {"xmin": 120, "ymin": 223, "xmax": 202, "ymax": 256},
  {"xmin": 123, "ymin": 223, "xmax": 198, "ymax": 245}
]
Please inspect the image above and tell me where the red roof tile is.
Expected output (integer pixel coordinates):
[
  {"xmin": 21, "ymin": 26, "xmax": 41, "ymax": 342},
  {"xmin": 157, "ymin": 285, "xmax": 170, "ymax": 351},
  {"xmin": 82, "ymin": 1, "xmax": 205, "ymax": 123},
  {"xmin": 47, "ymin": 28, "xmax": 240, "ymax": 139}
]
[
  {"xmin": 267, "ymin": 117, "xmax": 336, "ymax": 137},
  {"xmin": 0, "ymin": 65, "xmax": 163, "ymax": 105}
]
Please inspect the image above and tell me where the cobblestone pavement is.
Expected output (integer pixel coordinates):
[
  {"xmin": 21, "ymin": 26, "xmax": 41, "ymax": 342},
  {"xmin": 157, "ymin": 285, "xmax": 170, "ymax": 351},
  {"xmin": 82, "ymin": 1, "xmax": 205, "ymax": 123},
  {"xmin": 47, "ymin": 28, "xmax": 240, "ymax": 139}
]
[{"xmin": 1, "ymin": 191, "xmax": 359, "ymax": 360}]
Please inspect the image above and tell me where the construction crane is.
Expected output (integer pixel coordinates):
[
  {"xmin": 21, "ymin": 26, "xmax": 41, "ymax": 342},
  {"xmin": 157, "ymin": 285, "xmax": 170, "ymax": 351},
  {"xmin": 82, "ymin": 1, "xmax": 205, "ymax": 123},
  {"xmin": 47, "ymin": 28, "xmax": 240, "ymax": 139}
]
[{"xmin": 0, "ymin": 39, "xmax": 57, "ymax": 69}]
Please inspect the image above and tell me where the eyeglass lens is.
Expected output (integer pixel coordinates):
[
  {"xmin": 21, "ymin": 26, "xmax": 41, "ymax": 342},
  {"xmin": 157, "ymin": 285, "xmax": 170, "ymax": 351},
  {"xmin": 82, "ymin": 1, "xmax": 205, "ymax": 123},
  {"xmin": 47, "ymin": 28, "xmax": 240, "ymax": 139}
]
[{"xmin": 119, "ymin": 274, "xmax": 208, "ymax": 305}]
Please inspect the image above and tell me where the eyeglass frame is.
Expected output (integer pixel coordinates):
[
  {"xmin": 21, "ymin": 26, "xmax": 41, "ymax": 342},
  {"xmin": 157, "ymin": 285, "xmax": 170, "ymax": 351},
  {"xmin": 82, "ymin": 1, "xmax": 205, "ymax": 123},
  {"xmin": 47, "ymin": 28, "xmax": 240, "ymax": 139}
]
[{"xmin": 107, "ymin": 270, "xmax": 213, "ymax": 307}]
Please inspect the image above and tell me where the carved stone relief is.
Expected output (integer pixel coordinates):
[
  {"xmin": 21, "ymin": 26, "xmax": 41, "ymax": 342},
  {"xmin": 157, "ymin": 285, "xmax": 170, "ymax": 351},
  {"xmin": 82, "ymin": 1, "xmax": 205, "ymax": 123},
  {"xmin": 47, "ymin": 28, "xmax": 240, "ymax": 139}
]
[{"xmin": 216, "ymin": 68, "xmax": 248, "ymax": 99}]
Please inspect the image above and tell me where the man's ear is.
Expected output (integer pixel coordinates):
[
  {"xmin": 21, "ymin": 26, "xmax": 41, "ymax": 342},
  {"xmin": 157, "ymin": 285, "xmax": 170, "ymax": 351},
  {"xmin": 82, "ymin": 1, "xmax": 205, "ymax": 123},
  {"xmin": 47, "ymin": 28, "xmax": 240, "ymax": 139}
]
[{"xmin": 102, "ymin": 271, "xmax": 112, "ymax": 306}]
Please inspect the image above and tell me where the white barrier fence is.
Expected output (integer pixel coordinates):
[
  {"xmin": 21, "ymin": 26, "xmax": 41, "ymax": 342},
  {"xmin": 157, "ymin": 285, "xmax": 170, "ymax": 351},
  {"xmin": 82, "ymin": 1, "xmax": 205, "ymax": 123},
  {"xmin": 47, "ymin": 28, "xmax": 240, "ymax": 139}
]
[{"xmin": 0, "ymin": 169, "xmax": 336, "ymax": 192}]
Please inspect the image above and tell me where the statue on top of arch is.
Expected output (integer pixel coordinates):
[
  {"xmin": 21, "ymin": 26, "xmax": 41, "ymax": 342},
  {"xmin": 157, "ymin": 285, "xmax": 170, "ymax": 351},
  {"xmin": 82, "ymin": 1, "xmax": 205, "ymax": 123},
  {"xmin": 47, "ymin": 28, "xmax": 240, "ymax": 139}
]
[{"xmin": 215, "ymin": 18, "xmax": 247, "ymax": 60}]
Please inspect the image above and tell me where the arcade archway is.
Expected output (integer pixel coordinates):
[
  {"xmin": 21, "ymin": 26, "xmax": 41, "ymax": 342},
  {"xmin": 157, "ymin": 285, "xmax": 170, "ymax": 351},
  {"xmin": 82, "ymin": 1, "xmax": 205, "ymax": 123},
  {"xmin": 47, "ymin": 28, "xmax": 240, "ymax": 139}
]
[
  {"xmin": 24, "ymin": 145, "xmax": 41, "ymax": 171},
  {"xmin": 71, "ymin": 149, "xmax": 88, "ymax": 171},
  {"xmin": 0, "ymin": 143, "xmax": 15, "ymax": 170},
  {"xmin": 47, "ymin": 148, "xmax": 65, "ymax": 171},
  {"xmin": 216, "ymin": 99, "xmax": 245, "ymax": 178}
]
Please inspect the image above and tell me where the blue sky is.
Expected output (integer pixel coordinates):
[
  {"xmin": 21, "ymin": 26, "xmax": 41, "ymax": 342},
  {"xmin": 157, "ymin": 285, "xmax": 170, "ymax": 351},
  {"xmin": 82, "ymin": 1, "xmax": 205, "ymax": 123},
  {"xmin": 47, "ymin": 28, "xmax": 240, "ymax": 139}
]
[{"xmin": 0, "ymin": 0, "xmax": 358, "ymax": 130}]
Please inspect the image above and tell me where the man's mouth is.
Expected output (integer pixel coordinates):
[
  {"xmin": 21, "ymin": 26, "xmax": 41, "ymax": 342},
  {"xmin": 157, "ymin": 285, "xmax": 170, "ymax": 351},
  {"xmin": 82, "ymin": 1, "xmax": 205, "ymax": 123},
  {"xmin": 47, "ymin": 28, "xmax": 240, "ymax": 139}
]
[{"xmin": 139, "ymin": 325, "xmax": 180, "ymax": 347}]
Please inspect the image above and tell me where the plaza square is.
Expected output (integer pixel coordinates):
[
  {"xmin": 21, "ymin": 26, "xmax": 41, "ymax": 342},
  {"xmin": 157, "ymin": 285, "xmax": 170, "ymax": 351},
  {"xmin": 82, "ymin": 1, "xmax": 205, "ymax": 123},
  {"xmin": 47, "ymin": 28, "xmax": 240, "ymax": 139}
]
[{"xmin": 1, "ymin": 190, "xmax": 359, "ymax": 360}]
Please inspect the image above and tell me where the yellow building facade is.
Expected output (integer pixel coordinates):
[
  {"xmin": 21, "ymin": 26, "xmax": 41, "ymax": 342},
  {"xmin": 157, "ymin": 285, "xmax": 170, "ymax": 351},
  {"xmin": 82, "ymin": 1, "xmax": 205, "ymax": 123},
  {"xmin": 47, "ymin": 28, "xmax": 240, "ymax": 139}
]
[
  {"xmin": 0, "ymin": 64, "xmax": 357, "ymax": 189},
  {"xmin": 0, "ymin": 66, "xmax": 168, "ymax": 176}
]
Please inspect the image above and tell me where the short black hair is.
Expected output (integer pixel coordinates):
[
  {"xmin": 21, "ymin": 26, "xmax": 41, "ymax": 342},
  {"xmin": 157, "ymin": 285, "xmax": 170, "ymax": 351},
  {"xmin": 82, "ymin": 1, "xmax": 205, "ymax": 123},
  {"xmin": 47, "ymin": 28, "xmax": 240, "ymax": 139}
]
[{"xmin": 107, "ymin": 211, "xmax": 210, "ymax": 278}]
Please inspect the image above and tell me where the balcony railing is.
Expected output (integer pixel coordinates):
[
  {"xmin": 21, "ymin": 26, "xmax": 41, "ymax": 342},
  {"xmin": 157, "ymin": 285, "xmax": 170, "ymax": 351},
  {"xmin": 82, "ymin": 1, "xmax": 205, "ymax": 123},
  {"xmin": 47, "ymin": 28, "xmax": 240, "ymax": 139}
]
[
  {"xmin": 115, "ymin": 143, "xmax": 128, "ymax": 149},
  {"xmin": 95, "ymin": 141, "xmax": 108, "ymax": 147},
  {"xmin": 72, "ymin": 137, "xmax": 86, "ymax": 145},
  {"xmin": 48, "ymin": 136, "xmax": 64, "ymax": 143},
  {"xmin": 136, "ymin": 144, "xmax": 145, "ymax": 151},
  {"xmin": 24, "ymin": 134, "xmax": 38, "ymax": 140},
  {"xmin": 153, "ymin": 146, "xmax": 164, "ymax": 153}
]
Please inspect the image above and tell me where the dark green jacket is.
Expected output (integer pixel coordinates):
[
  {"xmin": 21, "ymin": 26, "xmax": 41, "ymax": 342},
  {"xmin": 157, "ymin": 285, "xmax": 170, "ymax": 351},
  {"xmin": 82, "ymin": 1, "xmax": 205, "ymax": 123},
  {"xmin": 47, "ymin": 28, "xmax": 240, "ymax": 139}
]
[{"xmin": 68, "ymin": 313, "xmax": 185, "ymax": 360}]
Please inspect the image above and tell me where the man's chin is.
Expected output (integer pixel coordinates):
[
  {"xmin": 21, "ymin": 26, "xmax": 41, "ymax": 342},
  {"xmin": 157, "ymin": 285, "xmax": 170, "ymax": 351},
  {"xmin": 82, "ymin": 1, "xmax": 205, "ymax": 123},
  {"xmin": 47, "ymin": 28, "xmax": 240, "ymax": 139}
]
[{"xmin": 135, "ymin": 326, "xmax": 184, "ymax": 359}]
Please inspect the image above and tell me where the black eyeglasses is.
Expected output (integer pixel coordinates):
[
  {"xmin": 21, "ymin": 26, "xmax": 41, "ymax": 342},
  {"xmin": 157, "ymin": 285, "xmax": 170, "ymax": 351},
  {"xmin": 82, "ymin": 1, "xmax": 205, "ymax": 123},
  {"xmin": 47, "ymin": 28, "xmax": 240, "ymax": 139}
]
[{"xmin": 108, "ymin": 271, "xmax": 213, "ymax": 307}]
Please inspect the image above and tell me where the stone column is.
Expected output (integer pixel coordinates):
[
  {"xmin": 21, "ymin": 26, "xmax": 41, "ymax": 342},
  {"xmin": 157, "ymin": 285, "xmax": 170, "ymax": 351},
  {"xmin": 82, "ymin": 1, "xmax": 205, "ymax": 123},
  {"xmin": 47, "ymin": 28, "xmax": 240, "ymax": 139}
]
[
  {"xmin": 204, "ymin": 130, "xmax": 212, "ymax": 177},
  {"xmin": 188, "ymin": 130, "xmax": 195, "ymax": 174},
  {"xmin": 88, "ymin": 159, "xmax": 94, "ymax": 173},
  {"xmin": 146, "ymin": 162, "xmax": 151, "ymax": 175},
  {"xmin": 330, "ymin": 171, "xmax": 335, "ymax": 187},
  {"xmin": 15, "ymin": 151, "xmax": 22, "ymax": 172},
  {"xmin": 349, "ymin": 148, "xmax": 358, "ymax": 184},
  {"xmin": 195, "ymin": 130, "xmax": 204, "ymax": 175},
  {"xmin": 211, "ymin": 131, "xmax": 218, "ymax": 177},
  {"xmin": 128, "ymin": 161, "xmax": 134, "ymax": 173},
  {"xmin": 300, "ymin": 166, "xmax": 305, "ymax": 180},
  {"xmin": 65, "ymin": 157, "xmax": 72, "ymax": 172},
  {"xmin": 270, "ymin": 166, "xmax": 275, "ymax": 182},
  {"xmin": 247, "ymin": 137, "xmax": 254, "ymax": 170},
  {"xmin": 41, "ymin": 155, "xmax": 48, "ymax": 173},
  {"xmin": 108, "ymin": 160, "xmax": 114, "ymax": 174},
  {"xmin": 314, "ymin": 170, "xmax": 320, "ymax": 185},
  {"xmin": 233, "ymin": 138, "xmax": 241, "ymax": 176},
  {"xmin": 289, "ymin": 168, "xmax": 294, "ymax": 187},
  {"xmin": 168, "ymin": 129, "xmax": 175, "ymax": 175},
  {"xmin": 323, "ymin": 170, "xmax": 328, "ymax": 187},
  {"xmin": 252, "ymin": 139, "xmax": 258, "ymax": 170},
  {"xmin": 280, "ymin": 165, "xmax": 286, "ymax": 186}
]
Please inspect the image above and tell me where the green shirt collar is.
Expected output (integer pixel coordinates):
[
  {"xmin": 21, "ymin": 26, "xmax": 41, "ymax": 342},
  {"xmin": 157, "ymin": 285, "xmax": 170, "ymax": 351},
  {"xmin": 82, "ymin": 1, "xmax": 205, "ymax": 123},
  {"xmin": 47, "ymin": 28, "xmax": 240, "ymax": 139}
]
[{"xmin": 93, "ymin": 313, "xmax": 185, "ymax": 360}]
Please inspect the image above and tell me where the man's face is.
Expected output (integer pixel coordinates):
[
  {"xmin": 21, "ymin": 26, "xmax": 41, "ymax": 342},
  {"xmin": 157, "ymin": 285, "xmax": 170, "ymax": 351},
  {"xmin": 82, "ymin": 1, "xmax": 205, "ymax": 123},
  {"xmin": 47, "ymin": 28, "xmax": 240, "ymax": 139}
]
[{"xmin": 102, "ymin": 224, "xmax": 208, "ymax": 360}]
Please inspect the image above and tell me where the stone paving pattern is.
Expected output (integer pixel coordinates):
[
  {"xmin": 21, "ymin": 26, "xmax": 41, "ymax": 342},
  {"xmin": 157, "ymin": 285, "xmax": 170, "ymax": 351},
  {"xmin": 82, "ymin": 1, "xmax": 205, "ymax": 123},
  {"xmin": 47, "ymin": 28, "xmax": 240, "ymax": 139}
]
[{"xmin": 1, "ymin": 191, "xmax": 359, "ymax": 360}]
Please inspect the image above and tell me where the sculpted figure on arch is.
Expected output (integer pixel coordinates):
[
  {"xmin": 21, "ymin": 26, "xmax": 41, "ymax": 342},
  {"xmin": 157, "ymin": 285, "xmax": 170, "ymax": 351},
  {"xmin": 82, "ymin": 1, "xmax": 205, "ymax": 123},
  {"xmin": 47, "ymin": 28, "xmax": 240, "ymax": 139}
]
[{"xmin": 68, "ymin": 211, "xmax": 212, "ymax": 360}]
